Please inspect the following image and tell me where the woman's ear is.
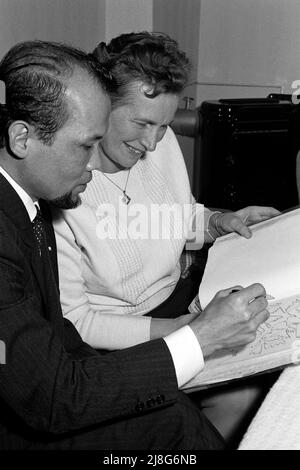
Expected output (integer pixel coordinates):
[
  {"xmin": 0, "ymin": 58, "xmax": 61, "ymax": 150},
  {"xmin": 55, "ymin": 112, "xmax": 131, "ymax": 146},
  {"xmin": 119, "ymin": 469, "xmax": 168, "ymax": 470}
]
[{"xmin": 7, "ymin": 121, "xmax": 30, "ymax": 158}]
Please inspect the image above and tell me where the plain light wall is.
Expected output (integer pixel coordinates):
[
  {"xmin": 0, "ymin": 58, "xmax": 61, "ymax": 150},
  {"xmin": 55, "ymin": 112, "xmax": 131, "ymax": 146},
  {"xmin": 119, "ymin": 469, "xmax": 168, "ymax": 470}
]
[
  {"xmin": 0, "ymin": 0, "xmax": 105, "ymax": 53},
  {"xmin": 195, "ymin": 0, "xmax": 300, "ymax": 102},
  {"xmin": 105, "ymin": 0, "xmax": 152, "ymax": 42},
  {"xmin": 153, "ymin": 0, "xmax": 201, "ymax": 88},
  {"xmin": 0, "ymin": 0, "xmax": 153, "ymax": 102}
]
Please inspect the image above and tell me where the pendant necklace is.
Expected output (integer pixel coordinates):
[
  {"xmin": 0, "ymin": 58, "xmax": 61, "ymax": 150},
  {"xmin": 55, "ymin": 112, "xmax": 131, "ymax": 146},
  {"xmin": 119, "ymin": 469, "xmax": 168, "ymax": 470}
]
[{"xmin": 102, "ymin": 169, "xmax": 131, "ymax": 204}]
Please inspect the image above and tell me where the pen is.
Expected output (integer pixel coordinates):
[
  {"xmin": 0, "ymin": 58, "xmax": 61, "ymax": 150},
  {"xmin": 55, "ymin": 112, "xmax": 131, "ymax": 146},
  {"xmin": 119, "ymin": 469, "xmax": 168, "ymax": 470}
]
[{"xmin": 230, "ymin": 289, "xmax": 275, "ymax": 300}]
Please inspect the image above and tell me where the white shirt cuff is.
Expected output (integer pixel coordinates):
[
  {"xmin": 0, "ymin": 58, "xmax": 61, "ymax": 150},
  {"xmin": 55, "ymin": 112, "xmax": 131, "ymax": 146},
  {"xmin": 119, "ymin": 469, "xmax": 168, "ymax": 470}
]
[{"xmin": 164, "ymin": 325, "xmax": 204, "ymax": 388}]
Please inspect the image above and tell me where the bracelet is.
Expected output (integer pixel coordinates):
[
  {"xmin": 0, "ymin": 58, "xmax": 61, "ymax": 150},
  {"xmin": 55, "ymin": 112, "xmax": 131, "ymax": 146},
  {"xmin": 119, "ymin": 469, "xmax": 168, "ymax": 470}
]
[
  {"xmin": 214, "ymin": 212, "xmax": 224, "ymax": 236},
  {"xmin": 206, "ymin": 227, "xmax": 216, "ymax": 243},
  {"xmin": 206, "ymin": 211, "xmax": 221, "ymax": 242}
]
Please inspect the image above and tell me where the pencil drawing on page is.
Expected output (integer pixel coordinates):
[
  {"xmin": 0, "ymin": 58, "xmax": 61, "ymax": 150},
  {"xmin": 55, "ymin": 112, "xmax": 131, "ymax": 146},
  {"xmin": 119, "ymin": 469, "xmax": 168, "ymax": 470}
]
[{"xmin": 183, "ymin": 208, "xmax": 300, "ymax": 392}]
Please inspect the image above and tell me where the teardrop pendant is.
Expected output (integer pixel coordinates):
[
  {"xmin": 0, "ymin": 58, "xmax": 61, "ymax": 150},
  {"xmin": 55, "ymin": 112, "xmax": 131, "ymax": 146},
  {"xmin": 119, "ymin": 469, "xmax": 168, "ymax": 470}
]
[{"xmin": 121, "ymin": 191, "xmax": 131, "ymax": 205}]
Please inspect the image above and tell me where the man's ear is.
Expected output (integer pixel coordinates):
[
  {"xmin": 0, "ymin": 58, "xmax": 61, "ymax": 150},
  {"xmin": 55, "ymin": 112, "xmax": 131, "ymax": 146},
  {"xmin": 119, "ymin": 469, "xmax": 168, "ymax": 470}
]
[{"xmin": 7, "ymin": 121, "xmax": 31, "ymax": 158}]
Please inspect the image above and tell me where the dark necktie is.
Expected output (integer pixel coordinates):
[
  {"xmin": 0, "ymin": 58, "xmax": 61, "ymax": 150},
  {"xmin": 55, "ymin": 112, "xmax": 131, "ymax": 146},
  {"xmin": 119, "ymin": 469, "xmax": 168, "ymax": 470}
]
[
  {"xmin": 31, "ymin": 205, "xmax": 62, "ymax": 330},
  {"xmin": 32, "ymin": 206, "xmax": 45, "ymax": 256}
]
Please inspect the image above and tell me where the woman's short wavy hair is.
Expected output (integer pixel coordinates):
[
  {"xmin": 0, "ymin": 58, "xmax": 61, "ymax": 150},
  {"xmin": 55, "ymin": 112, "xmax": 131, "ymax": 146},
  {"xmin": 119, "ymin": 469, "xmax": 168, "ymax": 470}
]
[{"xmin": 92, "ymin": 31, "xmax": 191, "ymax": 105}]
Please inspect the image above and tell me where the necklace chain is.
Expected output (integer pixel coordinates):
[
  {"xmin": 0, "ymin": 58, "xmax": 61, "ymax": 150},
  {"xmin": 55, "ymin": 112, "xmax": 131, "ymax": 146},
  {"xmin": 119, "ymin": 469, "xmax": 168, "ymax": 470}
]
[{"xmin": 102, "ymin": 169, "xmax": 131, "ymax": 204}]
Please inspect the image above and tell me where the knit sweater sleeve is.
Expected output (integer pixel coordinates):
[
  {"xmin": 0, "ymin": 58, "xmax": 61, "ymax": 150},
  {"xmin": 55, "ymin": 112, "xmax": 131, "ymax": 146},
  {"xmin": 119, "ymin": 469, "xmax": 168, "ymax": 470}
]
[
  {"xmin": 163, "ymin": 128, "xmax": 208, "ymax": 250},
  {"xmin": 53, "ymin": 214, "xmax": 152, "ymax": 350}
]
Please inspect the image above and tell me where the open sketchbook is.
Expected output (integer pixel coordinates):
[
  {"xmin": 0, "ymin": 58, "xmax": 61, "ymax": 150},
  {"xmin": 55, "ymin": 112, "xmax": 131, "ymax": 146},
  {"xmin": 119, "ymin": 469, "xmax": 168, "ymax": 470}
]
[{"xmin": 183, "ymin": 207, "xmax": 300, "ymax": 392}]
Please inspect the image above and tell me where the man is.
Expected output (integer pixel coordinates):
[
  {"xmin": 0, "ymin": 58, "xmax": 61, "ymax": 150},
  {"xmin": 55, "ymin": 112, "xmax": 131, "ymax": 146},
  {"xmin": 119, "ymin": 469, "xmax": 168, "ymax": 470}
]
[{"xmin": 0, "ymin": 40, "xmax": 268, "ymax": 450}]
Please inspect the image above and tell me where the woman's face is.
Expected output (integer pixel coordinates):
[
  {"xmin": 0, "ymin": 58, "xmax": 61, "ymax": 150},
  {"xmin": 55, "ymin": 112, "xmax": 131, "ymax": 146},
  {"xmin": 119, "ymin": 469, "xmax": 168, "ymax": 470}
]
[{"xmin": 98, "ymin": 82, "xmax": 179, "ymax": 173}]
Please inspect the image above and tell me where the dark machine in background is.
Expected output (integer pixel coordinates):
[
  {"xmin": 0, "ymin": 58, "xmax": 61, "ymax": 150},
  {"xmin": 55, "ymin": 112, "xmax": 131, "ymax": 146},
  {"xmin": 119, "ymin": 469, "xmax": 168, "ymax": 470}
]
[{"xmin": 196, "ymin": 95, "xmax": 299, "ymax": 211}]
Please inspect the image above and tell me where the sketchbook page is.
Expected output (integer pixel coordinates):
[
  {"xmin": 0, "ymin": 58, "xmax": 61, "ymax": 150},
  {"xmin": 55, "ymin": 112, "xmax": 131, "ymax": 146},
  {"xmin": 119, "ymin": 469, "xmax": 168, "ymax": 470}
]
[
  {"xmin": 199, "ymin": 208, "xmax": 300, "ymax": 310},
  {"xmin": 183, "ymin": 293, "xmax": 300, "ymax": 391}
]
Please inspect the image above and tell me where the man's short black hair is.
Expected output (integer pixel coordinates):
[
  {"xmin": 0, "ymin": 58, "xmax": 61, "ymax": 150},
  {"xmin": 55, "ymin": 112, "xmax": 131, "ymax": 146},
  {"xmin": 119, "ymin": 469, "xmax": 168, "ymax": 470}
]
[{"xmin": 0, "ymin": 40, "xmax": 114, "ymax": 147}]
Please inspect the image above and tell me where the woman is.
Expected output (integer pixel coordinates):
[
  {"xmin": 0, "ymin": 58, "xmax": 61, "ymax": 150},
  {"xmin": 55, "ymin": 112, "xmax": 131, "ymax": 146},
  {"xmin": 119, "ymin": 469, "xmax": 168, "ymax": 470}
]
[
  {"xmin": 53, "ymin": 32, "xmax": 278, "ymax": 350},
  {"xmin": 53, "ymin": 32, "xmax": 279, "ymax": 444}
]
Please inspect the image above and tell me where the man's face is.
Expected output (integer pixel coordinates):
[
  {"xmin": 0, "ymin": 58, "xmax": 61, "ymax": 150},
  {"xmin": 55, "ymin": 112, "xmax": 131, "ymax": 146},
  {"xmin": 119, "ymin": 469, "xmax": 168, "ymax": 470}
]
[{"xmin": 25, "ymin": 70, "xmax": 110, "ymax": 207}]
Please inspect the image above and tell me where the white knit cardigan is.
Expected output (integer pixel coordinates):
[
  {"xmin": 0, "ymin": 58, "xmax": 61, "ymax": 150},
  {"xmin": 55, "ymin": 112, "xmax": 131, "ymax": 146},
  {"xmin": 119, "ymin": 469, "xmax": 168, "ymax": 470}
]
[{"xmin": 53, "ymin": 127, "xmax": 207, "ymax": 350}]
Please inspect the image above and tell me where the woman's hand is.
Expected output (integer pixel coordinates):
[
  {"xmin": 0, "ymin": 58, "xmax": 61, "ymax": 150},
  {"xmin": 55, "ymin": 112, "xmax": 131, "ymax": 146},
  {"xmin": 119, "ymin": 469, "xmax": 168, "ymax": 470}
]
[{"xmin": 209, "ymin": 206, "xmax": 280, "ymax": 240}]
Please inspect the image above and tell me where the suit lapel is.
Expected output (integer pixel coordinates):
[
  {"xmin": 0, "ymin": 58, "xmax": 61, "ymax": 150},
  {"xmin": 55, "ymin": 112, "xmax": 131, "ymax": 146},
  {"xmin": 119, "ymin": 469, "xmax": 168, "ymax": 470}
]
[
  {"xmin": 39, "ymin": 200, "xmax": 59, "ymax": 284},
  {"xmin": 0, "ymin": 173, "xmax": 35, "ymax": 250},
  {"xmin": 0, "ymin": 174, "xmax": 62, "ymax": 331}
]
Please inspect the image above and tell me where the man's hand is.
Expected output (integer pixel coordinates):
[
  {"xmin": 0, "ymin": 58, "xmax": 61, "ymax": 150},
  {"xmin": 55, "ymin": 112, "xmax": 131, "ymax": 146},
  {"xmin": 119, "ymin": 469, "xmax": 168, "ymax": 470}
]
[
  {"xmin": 189, "ymin": 283, "xmax": 269, "ymax": 358},
  {"xmin": 209, "ymin": 206, "xmax": 280, "ymax": 239}
]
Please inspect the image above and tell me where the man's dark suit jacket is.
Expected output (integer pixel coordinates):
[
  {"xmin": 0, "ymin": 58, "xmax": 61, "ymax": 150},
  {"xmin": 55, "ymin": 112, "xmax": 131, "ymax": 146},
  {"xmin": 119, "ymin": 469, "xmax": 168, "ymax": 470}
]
[{"xmin": 0, "ymin": 174, "xmax": 179, "ymax": 448}]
